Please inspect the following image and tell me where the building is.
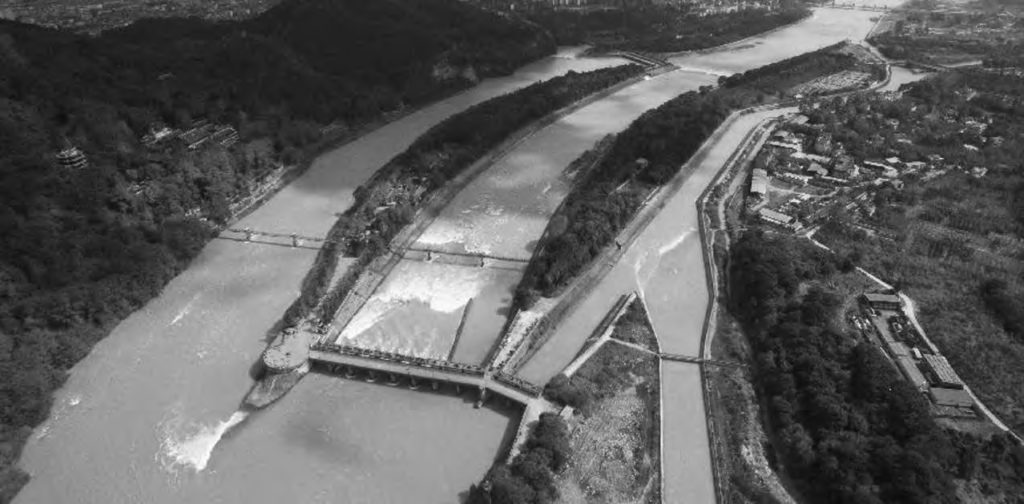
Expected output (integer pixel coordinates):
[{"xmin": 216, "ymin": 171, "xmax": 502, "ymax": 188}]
[
  {"xmin": 806, "ymin": 163, "xmax": 829, "ymax": 177},
  {"xmin": 55, "ymin": 145, "xmax": 88, "ymax": 169},
  {"xmin": 929, "ymin": 387, "xmax": 973, "ymax": 409},
  {"xmin": 779, "ymin": 172, "xmax": 811, "ymax": 186},
  {"xmin": 758, "ymin": 208, "xmax": 800, "ymax": 230},
  {"xmin": 750, "ymin": 169, "xmax": 768, "ymax": 199},
  {"xmin": 923, "ymin": 354, "xmax": 964, "ymax": 389},
  {"xmin": 863, "ymin": 292, "xmax": 901, "ymax": 311},
  {"xmin": 896, "ymin": 356, "xmax": 929, "ymax": 391}
]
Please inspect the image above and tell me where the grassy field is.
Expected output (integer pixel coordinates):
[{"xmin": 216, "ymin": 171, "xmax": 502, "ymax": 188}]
[{"xmin": 552, "ymin": 302, "xmax": 661, "ymax": 504}]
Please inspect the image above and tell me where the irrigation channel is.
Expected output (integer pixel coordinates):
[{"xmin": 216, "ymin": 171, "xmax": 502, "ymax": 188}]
[{"xmin": 15, "ymin": 4, "xmax": 902, "ymax": 503}]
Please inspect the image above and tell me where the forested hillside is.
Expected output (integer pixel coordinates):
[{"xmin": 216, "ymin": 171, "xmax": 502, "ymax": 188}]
[
  {"xmin": 0, "ymin": 0, "xmax": 553, "ymax": 500},
  {"xmin": 729, "ymin": 232, "xmax": 1024, "ymax": 503}
]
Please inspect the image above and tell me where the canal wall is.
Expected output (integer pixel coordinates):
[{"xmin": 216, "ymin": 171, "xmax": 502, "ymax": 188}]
[{"xmin": 693, "ymin": 110, "xmax": 779, "ymax": 504}]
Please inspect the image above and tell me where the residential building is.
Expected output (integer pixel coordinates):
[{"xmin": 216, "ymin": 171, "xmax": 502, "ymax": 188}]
[
  {"xmin": 750, "ymin": 169, "xmax": 768, "ymax": 198},
  {"xmin": 863, "ymin": 292, "xmax": 901, "ymax": 310}
]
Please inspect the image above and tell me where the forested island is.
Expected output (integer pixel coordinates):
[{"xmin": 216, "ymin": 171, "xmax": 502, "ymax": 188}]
[
  {"xmin": 0, "ymin": 0, "xmax": 555, "ymax": 499},
  {"xmin": 527, "ymin": 4, "xmax": 809, "ymax": 54},
  {"xmin": 516, "ymin": 43, "xmax": 876, "ymax": 303}
]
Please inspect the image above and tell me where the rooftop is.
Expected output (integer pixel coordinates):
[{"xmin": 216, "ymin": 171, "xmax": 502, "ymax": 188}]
[
  {"xmin": 929, "ymin": 387, "xmax": 973, "ymax": 408},
  {"xmin": 923, "ymin": 354, "xmax": 963, "ymax": 386}
]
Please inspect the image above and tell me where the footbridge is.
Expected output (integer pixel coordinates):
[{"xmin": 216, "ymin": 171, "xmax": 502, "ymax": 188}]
[
  {"xmin": 661, "ymin": 353, "xmax": 746, "ymax": 370},
  {"xmin": 614, "ymin": 51, "xmax": 670, "ymax": 69},
  {"xmin": 223, "ymin": 227, "xmax": 346, "ymax": 248},
  {"xmin": 309, "ymin": 343, "xmax": 542, "ymax": 405},
  {"xmin": 397, "ymin": 246, "xmax": 530, "ymax": 269}
]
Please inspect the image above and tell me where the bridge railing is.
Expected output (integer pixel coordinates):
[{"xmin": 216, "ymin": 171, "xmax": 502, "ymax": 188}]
[
  {"xmin": 311, "ymin": 342, "xmax": 487, "ymax": 377},
  {"xmin": 492, "ymin": 371, "xmax": 543, "ymax": 397}
]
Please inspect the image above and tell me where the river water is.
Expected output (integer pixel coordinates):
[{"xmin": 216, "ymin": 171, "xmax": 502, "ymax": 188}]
[
  {"xmin": 17, "ymin": 7, "xmax": 890, "ymax": 504},
  {"xmin": 13, "ymin": 47, "xmax": 625, "ymax": 504}
]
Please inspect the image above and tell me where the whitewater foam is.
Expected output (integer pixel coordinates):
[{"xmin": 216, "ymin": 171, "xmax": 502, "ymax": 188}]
[{"xmin": 161, "ymin": 411, "xmax": 248, "ymax": 472}]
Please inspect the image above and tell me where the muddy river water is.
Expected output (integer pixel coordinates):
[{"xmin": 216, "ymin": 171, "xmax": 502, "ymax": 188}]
[{"xmin": 16, "ymin": 5, "xmax": 899, "ymax": 503}]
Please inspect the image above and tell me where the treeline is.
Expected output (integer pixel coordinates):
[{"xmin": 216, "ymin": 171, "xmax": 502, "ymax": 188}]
[
  {"xmin": 527, "ymin": 5, "xmax": 809, "ymax": 53},
  {"xmin": 0, "ymin": 0, "xmax": 555, "ymax": 500},
  {"xmin": 466, "ymin": 413, "xmax": 572, "ymax": 504},
  {"xmin": 728, "ymin": 231, "xmax": 1024, "ymax": 502},
  {"xmin": 720, "ymin": 42, "xmax": 885, "ymax": 95},
  {"xmin": 284, "ymin": 64, "xmax": 644, "ymax": 327},
  {"xmin": 517, "ymin": 86, "xmax": 760, "ymax": 301}
]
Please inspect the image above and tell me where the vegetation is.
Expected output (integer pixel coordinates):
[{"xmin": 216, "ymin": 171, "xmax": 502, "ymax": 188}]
[
  {"xmin": 810, "ymin": 70, "xmax": 1024, "ymax": 436},
  {"xmin": 870, "ymin": 10, "xmax": 1024, "ymax": 67},
  {"xmin": 527, "ymin": 5, "xmax": 809, "ymax": 53},
  {"xmin": 729, "ymin": 231, "xmax": 1024, "ymax": 503},
  {"xmin": 544, "ymin": 321, "xmax": 656, "ymax": 414},
  {"xmin": 0, "ymin": 0, "xmax": 555, "ymax": 499},
  {"xmin": 467, "ymin": 413, "xmax": 572, "ymax": 504},
  {"xmin": 475, "ymin": 303, "xmax": 659, "ymax": 504}
]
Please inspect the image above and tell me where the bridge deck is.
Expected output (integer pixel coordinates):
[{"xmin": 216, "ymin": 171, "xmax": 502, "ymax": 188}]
[
  {"xmin": 660, "ymin": 353, "xmax": 746, "ymax": 369},
  {"xmin": 308, "ymin": 349, "xmax": 537, "ymax": 404}
]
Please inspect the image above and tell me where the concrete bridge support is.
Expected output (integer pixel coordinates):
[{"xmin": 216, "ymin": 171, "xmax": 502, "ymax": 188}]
[
  {"xmin": 474, "ymin": 387, "xmax": 488, "ymax": 409},
  {"xmin": 366, "ymin": 370, "xmax": 377, "ymax": 383},
  {"xmin": 345, "ymin": 366, "xmax": 355, "ymax": 379},
  {"xmin": 409, "ymin": 376, "xmax": 420, "ymax": 390},
  {"xmin": 431, "ymin": 380, "xmax": 440, "ymax": 391},
  {"xmin": 387, "ymin": 372, "xmax": 399, "ymax": 386}
]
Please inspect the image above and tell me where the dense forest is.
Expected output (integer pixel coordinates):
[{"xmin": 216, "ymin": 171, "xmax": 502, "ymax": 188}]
[
  {"xmin": 729, "ymin": 231, "xmax": 1024, "ymax": 503},
  {"xmin": 0, "ymin": 0, "xmax": 554, "ymax": 500},
  {"xmin": 281, "ymin": 64, "xmax": 643, "ymax": 328},
  {"xmin": 466, "ymin": 413, "xmax": 572, "ymax": 504},
  {"xmin": 527, "ymin": 5, "xmax": 809, "ymax": 53}
]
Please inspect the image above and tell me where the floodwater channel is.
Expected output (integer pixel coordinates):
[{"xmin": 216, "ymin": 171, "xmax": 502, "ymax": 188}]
[{"xmin": 16, "ymin": 5, "xmax": 895, "ymax": 504}]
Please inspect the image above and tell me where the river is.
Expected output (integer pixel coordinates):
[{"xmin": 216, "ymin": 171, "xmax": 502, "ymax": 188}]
[
  {"xmin": 17, "ymin": 7, "xmax": 892, "ymax": 504},
  {"xmin": 13, "ymin": 47, "xmax": 626, "ymax": 504}
]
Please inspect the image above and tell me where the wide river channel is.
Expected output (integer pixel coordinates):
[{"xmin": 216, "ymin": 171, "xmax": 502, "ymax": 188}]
[{"xmin": 16, "ymin": 5, "xmax": 898, "ymax": 504}]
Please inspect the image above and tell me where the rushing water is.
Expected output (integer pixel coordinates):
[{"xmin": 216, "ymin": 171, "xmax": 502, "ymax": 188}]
[
  {"xmin": 17, "ymin": 6, "xmax": 892, "ymax": 503},
  {"xmin": 13, "ymin": 47, "xmax": 625, "ymax": 504}
]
